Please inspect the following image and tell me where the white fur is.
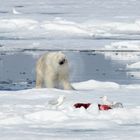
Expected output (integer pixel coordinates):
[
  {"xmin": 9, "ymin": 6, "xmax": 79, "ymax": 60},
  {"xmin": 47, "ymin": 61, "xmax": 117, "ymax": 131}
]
[{"xmin": 35, "ymin": 52, "xmax": 74, "ymax": 90}]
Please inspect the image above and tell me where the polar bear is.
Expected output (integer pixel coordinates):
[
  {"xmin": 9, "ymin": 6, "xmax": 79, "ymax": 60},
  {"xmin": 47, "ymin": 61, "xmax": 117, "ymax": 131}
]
[{"xmin": 35, "ymin": 52, "xmax": 74, "ymax": 90}]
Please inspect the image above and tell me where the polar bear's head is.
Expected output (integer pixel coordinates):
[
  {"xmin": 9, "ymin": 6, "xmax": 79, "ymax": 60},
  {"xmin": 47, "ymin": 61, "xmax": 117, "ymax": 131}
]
[
  {"xmin": 47, "ymin": 52, "xmax": 68, "ymax": 69},
  {"xmin": 57, "ymin": 53, "xmax": 67, "ymax": 66}
]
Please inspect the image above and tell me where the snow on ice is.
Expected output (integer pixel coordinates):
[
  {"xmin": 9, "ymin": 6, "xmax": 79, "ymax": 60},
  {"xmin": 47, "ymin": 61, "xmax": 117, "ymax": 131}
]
[
  {"xmin": 0, "ymin": 0, "xmax": 140, "ymax": 139},
  {"xmin": 0, "ymin": 81, "xmax": 140, "ymax": 139}
]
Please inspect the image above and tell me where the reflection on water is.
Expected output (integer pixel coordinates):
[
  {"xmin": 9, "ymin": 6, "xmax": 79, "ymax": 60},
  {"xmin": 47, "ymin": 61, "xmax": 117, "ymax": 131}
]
[{"xmin": 0, "ymin": 51, "xmax": 140, "ymax": 90}]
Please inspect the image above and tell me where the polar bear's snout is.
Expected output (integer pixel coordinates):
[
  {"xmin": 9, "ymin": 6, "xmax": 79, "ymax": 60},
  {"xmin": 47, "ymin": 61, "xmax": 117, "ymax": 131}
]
[{"xmin": 59, "ymin": 58, "xmax": 66, "ymax": 65}]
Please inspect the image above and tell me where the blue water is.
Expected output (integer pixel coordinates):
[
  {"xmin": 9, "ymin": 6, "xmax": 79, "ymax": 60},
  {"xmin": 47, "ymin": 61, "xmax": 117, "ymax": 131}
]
[
  {"xmin": 0, "ymin": 0, "xmax": 140, "ymax": 90},
  {"xmin": 0, "ymin": 51, "xmax": 140, "ymax": 90}
]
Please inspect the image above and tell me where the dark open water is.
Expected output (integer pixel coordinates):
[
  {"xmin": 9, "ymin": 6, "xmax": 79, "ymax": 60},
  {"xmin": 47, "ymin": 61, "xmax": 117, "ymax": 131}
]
[{"xmin": 0, "ymin": 51, "xmax": 140, "ymax": 90}]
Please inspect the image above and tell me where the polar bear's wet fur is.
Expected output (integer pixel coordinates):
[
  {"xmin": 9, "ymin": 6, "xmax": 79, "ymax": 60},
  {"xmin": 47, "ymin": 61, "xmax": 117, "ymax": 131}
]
[{"xmin": 35, "ymin": 52, "xmax": 74, "ymax": 90}]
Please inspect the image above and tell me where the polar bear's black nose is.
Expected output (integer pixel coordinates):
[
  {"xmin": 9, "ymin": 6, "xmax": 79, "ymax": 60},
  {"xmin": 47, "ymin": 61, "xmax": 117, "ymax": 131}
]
[{"xmin": 59, "ymin": 59, "xmax": 66, "ymax": 65}]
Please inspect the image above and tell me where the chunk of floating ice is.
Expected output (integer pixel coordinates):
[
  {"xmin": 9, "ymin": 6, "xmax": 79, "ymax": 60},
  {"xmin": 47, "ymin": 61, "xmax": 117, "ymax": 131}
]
[{"xmin": 126, "ymin": 61, "xmax": 140, "ymax": 69}]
